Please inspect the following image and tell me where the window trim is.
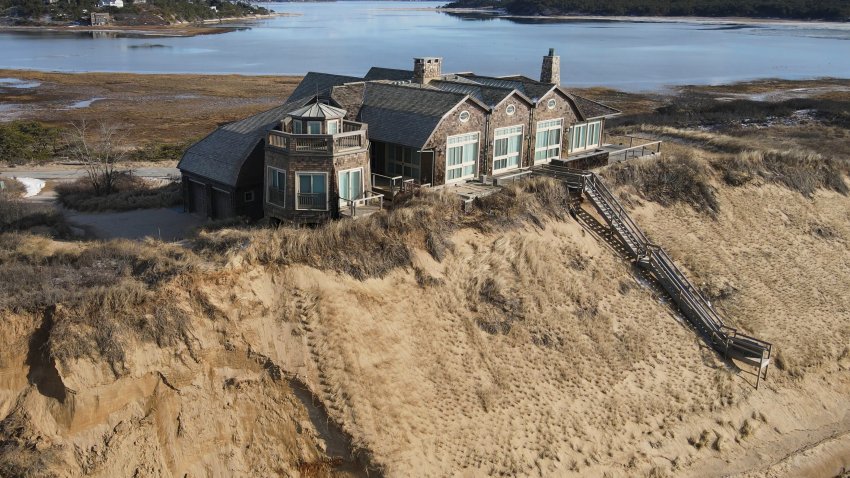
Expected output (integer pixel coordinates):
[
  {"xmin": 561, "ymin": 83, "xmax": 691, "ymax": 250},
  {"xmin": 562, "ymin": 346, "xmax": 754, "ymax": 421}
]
[
  {"xmin": 384, "ymin": 143, "xmax": 421, "ymax": 181},
  {"xmin": 534, "ymin": 118, "xmax": 563, "ymax": 164},
  {"xmin": 327, "ymin": 119, "xmax": 340, "ymax": 135},
  {"xmin": 547, "ymin": 98, "xmax": 556, "ymax": 110},
  {"xmin": 445, "ymin": 132, "xmax": 479, "ymax": 183},
  {"xmin": 266, "ymin": 166, "xmax": 286, "ymax": 207},
  {"xmin": 459, "ymin": 110, "xmax": 470, "ymax": 123},
  {"xmin": 492, "ymin": 124, "xmax": 523, "ymax": 173},
  {"xmin": 505, "ymin": 104, "xmax": 516, "ymax": 116},
  {"xmin": 307, "ymin": 121, "xmax": 322, "ymax": 135},
  {"xmin": 338, "ymin": 166, "xmax": 364, "ymax": 206},
  {"xmin": 568, "ymin": 120, "xmax": 603, "ymax": 154},
  {"xmin": 295, "ymin": 171, "xmax": 329, "ymax": 211}
]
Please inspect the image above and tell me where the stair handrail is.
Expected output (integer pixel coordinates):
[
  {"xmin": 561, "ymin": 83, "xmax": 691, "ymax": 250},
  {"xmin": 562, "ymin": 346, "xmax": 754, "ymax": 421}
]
[
  {"xmin": 534, "ymin": 163, "xmax": 771, "ymax": 382},
  {"xmin": 582, "ymin": 172, "xmax": 650, "ymax": 256}
]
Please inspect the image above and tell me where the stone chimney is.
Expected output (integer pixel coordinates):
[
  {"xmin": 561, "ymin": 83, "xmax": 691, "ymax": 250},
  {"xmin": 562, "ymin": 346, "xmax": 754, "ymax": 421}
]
[
  {"xmin": 414, "ymin": 57, "xmax": 442, "ymax": 84},
  {"xmin": 540, "ymin": 48, "xmax": 560, "ymax": 85}
]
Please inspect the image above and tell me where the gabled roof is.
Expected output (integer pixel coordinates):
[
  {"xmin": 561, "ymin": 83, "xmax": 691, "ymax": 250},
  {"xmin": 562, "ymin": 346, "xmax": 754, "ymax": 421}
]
[
  {"xmin": 288, "ymin": 72, "xmax": 363, "ymax": 103},
  {"xmin": 358, "ymin": 82, "xmax": 483, "ymax": 149},
  {"xmin": 364, "ymin": 67, "xmax": 414, "ymax": 82},
  {"xmin": 179, "ymin": 72, "xmax": 364, "ymax": 186},
  {"xmin": 289, "ymin": 101, "xmax": 347, "ymax": 119},
  {"xmin": 178, "ymin": 98, "xmax": 310, "ymax": 185},
  {"xmin": 429, "ymin": 80, "xmax": 533, "ymax": 109},
  {"xmin": 458, "ymin": 74, "xmax": 556, "ymax": 102},
  {"xmin": 570, "ymin": 94, "xmax": 621, "ymax": 119}
]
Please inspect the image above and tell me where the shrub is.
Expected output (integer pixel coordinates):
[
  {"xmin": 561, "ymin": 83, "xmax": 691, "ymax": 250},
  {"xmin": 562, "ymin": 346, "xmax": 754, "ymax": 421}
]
[
  {"xmin": 712, "ymin": 149, "xmax": 849, "ymax": 197},
  {"xmin": 0, "ymin": 178, "xmax": 27, "ymax": 197},
  {"xmin": 0, "ymin": 121, "xmax": 60, "ymax": 165},
  {"xmin": 604, "ymin": 150, "xmax": 719, "ymax": 214},
  {"xmin": 55, "ymin": 173, "xmax": 182, "ymax": 212},
  {"xmin": 128, "ymin": 141, "xmax": 191, "ymax": 163},
  {"xmin": 0, "ymin": 195, "xmax": 70, "ymax": 236}
]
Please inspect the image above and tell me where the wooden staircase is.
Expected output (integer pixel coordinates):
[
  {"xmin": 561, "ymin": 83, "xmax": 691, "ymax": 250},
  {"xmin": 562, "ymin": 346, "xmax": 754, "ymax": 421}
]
[{"xmin": 536, "ymin": 164, "xmax": 772, "ymax": 387}]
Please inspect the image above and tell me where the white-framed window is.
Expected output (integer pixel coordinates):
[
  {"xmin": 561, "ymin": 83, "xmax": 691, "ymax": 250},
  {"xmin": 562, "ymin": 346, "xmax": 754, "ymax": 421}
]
[
  {"xmin": 459, "ymin": 111, "xmax": 470, "ymax": 123},
  {"xmin": 493, "ymin": 125, "xmax": 523, "ymax": 172},
  {"xmin": 244, "ymin": 191, "xmax": 255, "ymax": 202},
  {"xmin": 266, "ymin": 166, "xmax": 286, "ymax": 206},
  {"xmin": 307, "ymin": 121, "xmax": 322, "ymax": 135},
  {"xmin": 385, "ymin": 144, "xmax": 421, "ymax": 180},
  {"xmin": 338, "ymin": 167, "xmax": 363, "ymax": 207},
  {"xmin": 534, "ymin": 118, "xmax": 562, "ymax": 163},
  {"xmin": 327, "ymin": 120, "xmax": 339, "ymax": 135},
  {"xmin": 295, "ymin": 172, "xmax": 328, "ymax": 210},
  {"xmin": 446, "ymin": 132, "xmax": 479, "ymax": 182},
  {"xmin": 292, "ymin": 120, "xmax": 303, "ymax": 134},
  {"xmin": 568, "ymin": 120, "xmax": 603, "ymax": 154},
  {"xmin": 547, "ymin": 99, "xmax": 556, "ymax": 110},
  {"xmin": 505, "ymin": 104, "xmax": 516, "ymax": 116}
]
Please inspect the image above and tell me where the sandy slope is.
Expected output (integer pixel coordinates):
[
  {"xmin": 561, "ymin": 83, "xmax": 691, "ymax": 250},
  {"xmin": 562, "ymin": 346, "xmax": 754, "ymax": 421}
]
[{"xmin": 1, "ymin": 181, "xmax": 848, "ymax": 476}]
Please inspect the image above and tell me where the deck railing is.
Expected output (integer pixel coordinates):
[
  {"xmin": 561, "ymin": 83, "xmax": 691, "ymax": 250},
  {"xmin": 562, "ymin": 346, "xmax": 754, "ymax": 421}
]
[
  {"xmin": 268, "ymin": 121, "xmax": 367, "ymax": 155},
  {"xmin": 608, "ymin": 141, "xmax": 662, "ymax": 163},
  {"xmin": 297, "ymin": 193, "xmax": 327, "ymax": 211},
  {"xmin": 339, "ymin": 190, "xmax": 384, "ymax": 218},
  {"xmin": 267, "ymin": 186, "xmax": 286, "ymax": 206}
]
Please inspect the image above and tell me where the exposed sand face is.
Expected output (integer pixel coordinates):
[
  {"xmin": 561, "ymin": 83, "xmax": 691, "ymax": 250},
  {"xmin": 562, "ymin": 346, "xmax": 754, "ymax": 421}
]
[
  {"xmin": 1, "ymin": 180, "xmax": 848, "ymax": 476},
  {"xmin": 229, "ymin": 182, "xmax": 849, "ymax": 476}
]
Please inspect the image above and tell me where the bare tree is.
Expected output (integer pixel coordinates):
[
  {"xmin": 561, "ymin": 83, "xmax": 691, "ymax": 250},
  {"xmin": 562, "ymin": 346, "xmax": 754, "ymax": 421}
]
[{"xmin": 65, "ymin": 121, "xmax": 129, "ymax": 196}]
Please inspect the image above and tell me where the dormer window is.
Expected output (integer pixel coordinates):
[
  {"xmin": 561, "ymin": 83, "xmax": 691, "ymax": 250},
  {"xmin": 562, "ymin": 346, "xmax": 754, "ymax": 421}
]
[
  {"xmin": 307, "ymin": 121, "xmax": 322, "ymax": 135},
  {"xmin": 327, "ymin": 120, "xmax": 339, "ymax": 135},
  {"xmin": 293, "ymin": 121, "xmax": 303, "ymax": 134}
]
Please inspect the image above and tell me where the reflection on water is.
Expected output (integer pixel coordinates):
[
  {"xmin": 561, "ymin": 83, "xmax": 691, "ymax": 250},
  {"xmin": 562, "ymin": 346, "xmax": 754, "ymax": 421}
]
[
  {"xmin": 68, "ymin": 97, "xmax": 105, "ymax": 109},
  {"xmin": 0, "ymin": 1, "xmax": 848, "ymax": 91},
  {"xmin": 0, "ymin": 77, "xmax": 42, "ymax": 89}
]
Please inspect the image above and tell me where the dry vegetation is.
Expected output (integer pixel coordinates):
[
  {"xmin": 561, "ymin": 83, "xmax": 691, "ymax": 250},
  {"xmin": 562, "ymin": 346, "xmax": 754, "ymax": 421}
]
[
  {"xmin": 55, "ymin": 173, "xmax": 182, "ymax": 212},
  {"xmin": 0, "ymin": 182, "xmax": 69, "ymax": 236},
  {"xmin": 0, "ymin": 70, "xmax": 301, "ymax": 160},
  {"xmin": 1, "ymin": 79, "xmax": 850, "ymax": 477},
  {"xmin": 195, "ymin": 177, "xmax": 573, "ymax": 279}
]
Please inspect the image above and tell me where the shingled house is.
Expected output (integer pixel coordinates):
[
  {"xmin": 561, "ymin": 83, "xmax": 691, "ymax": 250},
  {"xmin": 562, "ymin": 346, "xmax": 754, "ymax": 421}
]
[{"xmin": 178, "ymin": 50, "xmax": 620, "ymax": 221}]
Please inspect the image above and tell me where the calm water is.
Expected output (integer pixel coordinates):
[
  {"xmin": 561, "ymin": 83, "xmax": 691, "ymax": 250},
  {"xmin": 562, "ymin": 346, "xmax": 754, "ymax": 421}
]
[{"xmin": 1, "ymin": 1, "xmax": 849, "ymax": 91}]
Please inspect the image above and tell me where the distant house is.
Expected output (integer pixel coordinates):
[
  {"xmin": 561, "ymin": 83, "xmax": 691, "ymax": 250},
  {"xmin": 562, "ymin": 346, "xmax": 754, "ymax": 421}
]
[
  {"xmin": 98, "ymin": 0, "xmax": 124, "ymax": 8},
  {"xmin": 178, "ymin": 50, "xmax": 621, "ymax": 222},
  {"xmin": 90, "ymin": 12, "xmax": 110, "ymax": 25}
]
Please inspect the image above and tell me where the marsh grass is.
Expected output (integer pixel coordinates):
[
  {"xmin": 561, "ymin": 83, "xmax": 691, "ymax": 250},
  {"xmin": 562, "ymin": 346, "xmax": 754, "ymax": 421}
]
[{"xmin": 613, "ymin": 95, "xmax": 850, "ymax": 130}]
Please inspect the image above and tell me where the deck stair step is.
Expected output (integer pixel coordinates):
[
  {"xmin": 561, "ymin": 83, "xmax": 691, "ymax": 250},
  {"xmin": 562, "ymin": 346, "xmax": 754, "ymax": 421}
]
[{"xmin": 532, "ymin": 163, "xmax": 773, "ymax": 388}]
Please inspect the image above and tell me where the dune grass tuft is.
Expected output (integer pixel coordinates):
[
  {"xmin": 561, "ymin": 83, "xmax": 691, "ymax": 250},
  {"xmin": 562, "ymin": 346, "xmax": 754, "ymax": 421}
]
[
  {"xmin": 604, "ymin": 148, "xmax": 719, "ymax": 215},
  {"xmin": 712, "ymin": 149, "xmax": 849, "ymax": 197},
  {"xmin": 194, "ymin": 177, "xmax": 573, "ymax": 279}
]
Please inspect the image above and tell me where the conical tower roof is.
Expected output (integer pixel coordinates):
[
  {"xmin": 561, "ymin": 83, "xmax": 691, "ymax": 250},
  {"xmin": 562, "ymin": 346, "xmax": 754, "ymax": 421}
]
[{"xmin": 288, "ymin": 101, "xmax": 347, "ymax": 119}]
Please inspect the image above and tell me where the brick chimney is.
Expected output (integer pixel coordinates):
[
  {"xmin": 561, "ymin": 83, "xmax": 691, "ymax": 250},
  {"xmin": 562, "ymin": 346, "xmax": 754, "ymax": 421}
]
[
  {"xmin": 540, "ymin": 48, "xmax": 560, "ymax": 85},
  {"xmin": 414, "ymin": 57, "xmax": 442, "ymax": 84}
]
